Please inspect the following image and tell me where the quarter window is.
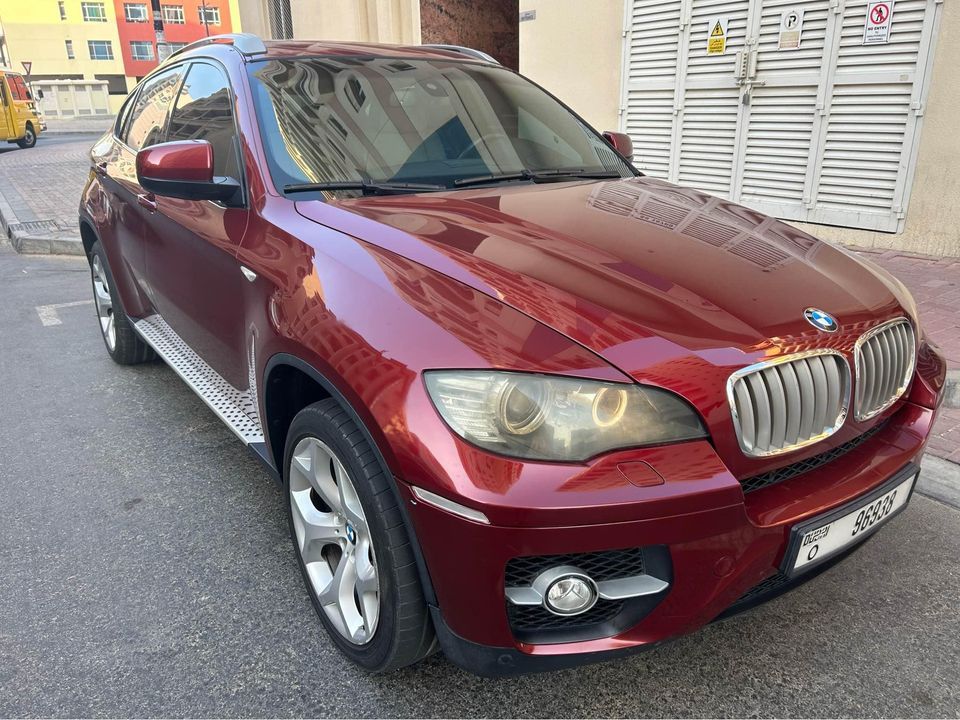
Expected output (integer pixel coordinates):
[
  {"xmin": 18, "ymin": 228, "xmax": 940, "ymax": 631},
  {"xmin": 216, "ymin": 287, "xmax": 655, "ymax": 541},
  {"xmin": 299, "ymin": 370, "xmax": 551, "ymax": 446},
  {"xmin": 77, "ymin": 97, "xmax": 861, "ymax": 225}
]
[
  {"xmin": 124, "ymin": 66, "xmax": 184, "ymax": 151},
  {"xmin": 124, "ymin": 3, "xmax": 149, "ymax": 22},
  {"xmin": 167, "ymin": 62, "xmax": 239, "ymax": 178},
  {"xmin": 130, "ymin": 41, "xmax": 155, "ymax": 61},
  {"xmin": 88, "ymin": 40, "xmax": 114, "ymax": 60},
  {"xmin": 81, "ymin": 2, "xmax": 107, "ymax": 22},
  {"xmin": 65, "ymin": 40, "xmax": 75, "ymax": 59},
  {"xmin": 197, "ymin": 6, "xmax": 220, "ymax": 25},
  {"xmin": 161, "ymin": 5, "xmax": 184, "ymax": 23}
]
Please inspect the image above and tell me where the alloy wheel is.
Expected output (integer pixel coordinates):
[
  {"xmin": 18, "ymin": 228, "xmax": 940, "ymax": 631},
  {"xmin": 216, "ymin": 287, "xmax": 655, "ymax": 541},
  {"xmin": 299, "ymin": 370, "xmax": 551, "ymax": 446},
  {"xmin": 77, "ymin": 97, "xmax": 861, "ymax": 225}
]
[
  {"xmin": 91, "ymin": 255, "xmax": 116, "ymax": 350},
  {"xmin": 289, "ymin": 436, "xmax": 380, "ymax": 644}
]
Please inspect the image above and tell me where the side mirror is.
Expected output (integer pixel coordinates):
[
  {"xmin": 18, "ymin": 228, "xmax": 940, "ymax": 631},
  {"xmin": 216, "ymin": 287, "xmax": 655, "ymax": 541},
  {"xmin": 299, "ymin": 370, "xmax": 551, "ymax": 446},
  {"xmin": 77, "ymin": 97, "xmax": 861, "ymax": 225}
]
[
  {"xmin": 602, "ymin": 131, "xmax": 634, "ymax": 162},
  {"xmin": 35, "ymin": 89, "xmax": 43, "ymax": 100},
  {"xmin": 136, "ymin": 140, "xmax": 240, "ymax": 203}
]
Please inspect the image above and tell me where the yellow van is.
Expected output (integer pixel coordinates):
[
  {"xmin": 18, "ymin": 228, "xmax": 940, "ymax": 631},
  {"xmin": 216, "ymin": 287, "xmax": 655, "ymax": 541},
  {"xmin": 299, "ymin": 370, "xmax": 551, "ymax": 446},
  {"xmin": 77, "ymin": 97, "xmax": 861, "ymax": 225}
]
[{"xmin": 0, "ymin": 69, "xmax": 44, "ymax": 149}]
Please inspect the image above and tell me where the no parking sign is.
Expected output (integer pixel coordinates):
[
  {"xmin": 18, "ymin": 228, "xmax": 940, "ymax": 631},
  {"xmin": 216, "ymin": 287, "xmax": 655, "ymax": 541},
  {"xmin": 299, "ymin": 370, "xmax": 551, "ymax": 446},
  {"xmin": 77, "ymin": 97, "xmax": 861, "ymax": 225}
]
[{"xmin": 863, "ymin": 0, "xmax": 894, "ymax": 44}]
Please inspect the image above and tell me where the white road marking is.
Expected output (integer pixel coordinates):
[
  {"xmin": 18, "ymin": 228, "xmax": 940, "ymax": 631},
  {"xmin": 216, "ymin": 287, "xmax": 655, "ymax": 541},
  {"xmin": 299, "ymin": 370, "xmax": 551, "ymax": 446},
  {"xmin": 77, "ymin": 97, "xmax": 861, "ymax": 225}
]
[{"xmin": 36, "ymin": 300, "xmax": 93, "ymax": 327}]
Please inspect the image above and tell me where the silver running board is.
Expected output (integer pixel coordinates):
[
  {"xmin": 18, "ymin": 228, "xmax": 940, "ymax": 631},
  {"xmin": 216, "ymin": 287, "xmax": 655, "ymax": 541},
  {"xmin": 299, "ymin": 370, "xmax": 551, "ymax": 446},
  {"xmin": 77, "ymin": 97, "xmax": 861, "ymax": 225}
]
[{"xmin": 133, "ymin": 314, "xmax": 265, "ymax": 444}]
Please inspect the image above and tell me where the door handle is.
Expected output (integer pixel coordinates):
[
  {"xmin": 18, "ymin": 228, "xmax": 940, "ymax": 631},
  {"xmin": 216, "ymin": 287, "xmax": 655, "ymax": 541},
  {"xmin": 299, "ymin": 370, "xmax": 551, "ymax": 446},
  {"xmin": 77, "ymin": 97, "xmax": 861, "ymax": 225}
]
[
  {"xmin": 94, "ymin": 161, "xmax": 108, "ymax": 177},
  {"xmin": 137, "ymin": 193, "xmax": 157, "ymax": 212}
]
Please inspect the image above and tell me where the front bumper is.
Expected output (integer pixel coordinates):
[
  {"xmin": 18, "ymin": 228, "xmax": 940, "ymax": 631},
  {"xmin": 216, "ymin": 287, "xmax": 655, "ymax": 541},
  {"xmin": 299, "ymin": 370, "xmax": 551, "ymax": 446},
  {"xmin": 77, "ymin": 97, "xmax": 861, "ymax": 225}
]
[{"xmin": 400, "ymin": 400, "xmax": 937, "ymax": 676}]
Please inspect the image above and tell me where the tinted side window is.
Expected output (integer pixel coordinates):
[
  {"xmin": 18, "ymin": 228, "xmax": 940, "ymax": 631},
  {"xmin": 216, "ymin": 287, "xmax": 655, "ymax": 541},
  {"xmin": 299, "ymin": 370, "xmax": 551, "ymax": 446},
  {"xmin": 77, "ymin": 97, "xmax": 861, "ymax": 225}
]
[
  {"xmin": 167, "ymin": 62, "xmax": 239, "ymax": 178},
  {"xmin": 124, "ymin": 66, "xmax": 184, "ymax": 151}
]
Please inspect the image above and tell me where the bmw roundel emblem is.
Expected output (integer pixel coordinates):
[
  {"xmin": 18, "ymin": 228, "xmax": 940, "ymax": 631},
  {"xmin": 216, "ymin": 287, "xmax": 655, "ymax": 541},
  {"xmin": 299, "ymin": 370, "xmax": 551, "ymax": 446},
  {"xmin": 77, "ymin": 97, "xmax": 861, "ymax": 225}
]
[{"xmin": 804, "ymin": 307, "xmax": 839, "ymax": 333}]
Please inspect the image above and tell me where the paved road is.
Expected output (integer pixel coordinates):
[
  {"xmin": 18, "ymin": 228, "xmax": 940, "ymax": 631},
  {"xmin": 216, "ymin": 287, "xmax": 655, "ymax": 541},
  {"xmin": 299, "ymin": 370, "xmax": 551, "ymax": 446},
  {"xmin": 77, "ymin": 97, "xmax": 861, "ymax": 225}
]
[{"xmin": 1, "ymin": 242, "xmax": 958, "ymax": 718}]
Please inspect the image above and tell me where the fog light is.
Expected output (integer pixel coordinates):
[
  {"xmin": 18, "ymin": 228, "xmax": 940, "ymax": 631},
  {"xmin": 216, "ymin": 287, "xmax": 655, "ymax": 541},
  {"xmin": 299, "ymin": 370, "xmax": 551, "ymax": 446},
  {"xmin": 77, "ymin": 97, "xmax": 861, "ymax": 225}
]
[{"xmin": 544, "ymin": 574, "xmax": 598, "ymax": 616}]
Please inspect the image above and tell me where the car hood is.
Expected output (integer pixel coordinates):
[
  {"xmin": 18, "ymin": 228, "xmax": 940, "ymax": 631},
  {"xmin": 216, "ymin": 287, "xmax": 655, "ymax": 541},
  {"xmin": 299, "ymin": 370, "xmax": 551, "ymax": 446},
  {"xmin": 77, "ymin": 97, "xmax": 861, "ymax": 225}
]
[{"xmin": 295, "ymin": 176, "xmax": 913, "ymax": 385}]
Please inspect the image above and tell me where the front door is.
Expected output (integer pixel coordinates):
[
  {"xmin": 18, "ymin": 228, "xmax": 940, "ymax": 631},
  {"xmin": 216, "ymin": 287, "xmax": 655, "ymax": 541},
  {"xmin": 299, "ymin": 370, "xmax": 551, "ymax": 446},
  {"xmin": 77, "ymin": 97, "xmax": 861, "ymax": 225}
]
[
  {"xmin": 0, "ymin": 78, "xmax": 13, "ymax": 140},
  {"xmin": 142, "ymin": 60, "xmax": 250, "ymax": 389}
]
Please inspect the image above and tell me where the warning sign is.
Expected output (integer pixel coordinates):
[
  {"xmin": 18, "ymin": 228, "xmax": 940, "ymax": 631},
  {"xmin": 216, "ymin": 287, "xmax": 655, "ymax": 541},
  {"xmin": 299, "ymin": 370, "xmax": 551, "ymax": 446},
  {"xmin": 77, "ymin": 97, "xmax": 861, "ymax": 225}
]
[
  {"xmin": 778, "ymin": 8, "xmax": 805, "ymax": 50},
  {"xmin": 707, "ymin": 16, "xmax": 729, "ymax": 55},
  {"xmin": 863, "ymin": 1, "xmax": 894, "ymax": 44}
]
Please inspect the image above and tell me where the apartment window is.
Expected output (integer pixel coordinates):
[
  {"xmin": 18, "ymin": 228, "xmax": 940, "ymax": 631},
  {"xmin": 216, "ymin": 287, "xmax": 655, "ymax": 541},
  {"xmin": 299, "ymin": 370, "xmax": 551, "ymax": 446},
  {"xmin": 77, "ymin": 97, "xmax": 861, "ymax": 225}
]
[
  {"xmin": 130, "ymin": 41, "xmax": 154, "ymax": 61},
  {"xmin": 65, "ymin": 40, "xmax": 75, "ymax": 59},
  {"xmin": 81, "ymin": 2, "xmax": 107, "ymax": 21},
  {"xmin": 197, "ymin": 5, "xmax": 220, "ymax": 25},
  {"xmin": 161, "ymin": 5, "xmax": 184, "ymax": 23},
  {"xmin": 87, "ymin": 40, "xmax": 114, "ymax": 60},
  {"xmin": 124, "ymin": 3, "xmax": 149, "ymax": 22},
  {"xmin": 168, "ymin": 42, "xmax": 187, "ymax": 52},
  {"xmin": 58, "ymin": 1, "xmax": 67, "ymax": 20}
]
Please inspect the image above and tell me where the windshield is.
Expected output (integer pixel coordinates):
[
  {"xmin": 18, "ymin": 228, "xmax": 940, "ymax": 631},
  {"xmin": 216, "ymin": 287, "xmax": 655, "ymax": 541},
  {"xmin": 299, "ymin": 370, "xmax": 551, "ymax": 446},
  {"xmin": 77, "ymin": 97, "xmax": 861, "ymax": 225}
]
[{"xmin": 246, "ymin": 57, "xmax": 634, "ymax": 194}]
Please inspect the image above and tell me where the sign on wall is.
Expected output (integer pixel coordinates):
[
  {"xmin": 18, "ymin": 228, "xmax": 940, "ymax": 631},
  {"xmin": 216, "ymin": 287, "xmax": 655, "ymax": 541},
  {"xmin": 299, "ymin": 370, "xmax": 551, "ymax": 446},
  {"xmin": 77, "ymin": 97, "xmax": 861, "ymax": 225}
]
[
  {"xmin": 778, "ymin": 8, "xmax": 804, "ymax": 50},
  {"xmin": 863, "ymin": 1, "xmax": 894, "ymax": 44},
  {"xmin": 706, "ymin": 16, "xmax": 729, "ymax": 55}
]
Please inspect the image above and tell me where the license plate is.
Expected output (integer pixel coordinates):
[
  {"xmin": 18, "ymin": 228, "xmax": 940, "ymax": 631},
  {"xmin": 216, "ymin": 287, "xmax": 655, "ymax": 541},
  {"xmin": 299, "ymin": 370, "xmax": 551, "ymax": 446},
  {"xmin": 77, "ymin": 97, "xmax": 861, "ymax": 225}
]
[{"xmin": 787, "ymin": 471, "xmax": 917, "ymax": 575}]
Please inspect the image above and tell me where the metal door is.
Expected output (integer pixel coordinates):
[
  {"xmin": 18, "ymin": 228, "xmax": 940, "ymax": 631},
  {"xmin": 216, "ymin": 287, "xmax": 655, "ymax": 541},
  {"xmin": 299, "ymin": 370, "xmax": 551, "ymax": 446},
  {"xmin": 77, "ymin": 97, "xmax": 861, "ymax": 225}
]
[{"xmin": 620, "ymin": 0, "xmax": 943, "ymax": 232}]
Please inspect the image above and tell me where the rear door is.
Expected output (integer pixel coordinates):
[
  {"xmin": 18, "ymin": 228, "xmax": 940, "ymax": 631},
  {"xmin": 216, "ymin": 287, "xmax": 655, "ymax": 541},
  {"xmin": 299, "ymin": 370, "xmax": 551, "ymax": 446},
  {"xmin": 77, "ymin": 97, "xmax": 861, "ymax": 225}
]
[
  {"xmin": 99, "ymin": 65, "xmax": 186, "ymax": 296},
  {"xmin": 143, "ymin": 59, "xmax": 250, "ymax": 389}
]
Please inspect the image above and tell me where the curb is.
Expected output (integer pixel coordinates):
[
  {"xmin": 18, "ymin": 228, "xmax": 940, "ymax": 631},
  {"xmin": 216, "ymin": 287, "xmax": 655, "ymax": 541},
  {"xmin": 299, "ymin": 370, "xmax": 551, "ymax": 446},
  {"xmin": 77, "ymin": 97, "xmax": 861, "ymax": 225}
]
[
  {"xmin": 10, "ymin": 229, "xmax": 84, "ymax": 255},
  {"xmin": 43, "ymin": 129, "xmax": 110, "ymax": 135},
  {"xmin": 945, "ymin": 370, "xmax": 960, "ymax": 410},
  {"xmin": 0, "ymin": 198, "xmax": 83, "ymax": 257},
  {"xmin": 917, "ymin": 454, "xmax": 960, "ymax": 509}
]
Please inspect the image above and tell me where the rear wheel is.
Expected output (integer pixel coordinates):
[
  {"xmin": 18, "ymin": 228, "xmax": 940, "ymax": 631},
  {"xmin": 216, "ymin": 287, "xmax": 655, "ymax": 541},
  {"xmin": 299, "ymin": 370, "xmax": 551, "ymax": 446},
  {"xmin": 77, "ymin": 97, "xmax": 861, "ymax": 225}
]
[
  {"xmin": 89, "ymin": 241, "xmax": 154, "ymax": 365},
  {"xmin": 16, "ymin": 123, "xmax": 36, "ymax": 149},
  {"xmin": 284, "ymin": 399, "xmax": 435, "ymax": 672}
]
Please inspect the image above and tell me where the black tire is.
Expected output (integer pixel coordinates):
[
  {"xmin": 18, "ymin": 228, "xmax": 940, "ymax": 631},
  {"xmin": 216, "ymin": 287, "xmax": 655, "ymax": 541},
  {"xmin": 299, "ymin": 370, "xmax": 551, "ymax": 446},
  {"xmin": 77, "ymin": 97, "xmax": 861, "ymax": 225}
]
[
  {"xmin": 16, "ymin": 123, "xmax": 36, "ymax": 149},
  {"xmin": 283, "ymin": 398, "xmax": 435, "ymax": 672},
  {"xmin": 89, "ymin": 241, "xmax": 155, "ymax": 365}
]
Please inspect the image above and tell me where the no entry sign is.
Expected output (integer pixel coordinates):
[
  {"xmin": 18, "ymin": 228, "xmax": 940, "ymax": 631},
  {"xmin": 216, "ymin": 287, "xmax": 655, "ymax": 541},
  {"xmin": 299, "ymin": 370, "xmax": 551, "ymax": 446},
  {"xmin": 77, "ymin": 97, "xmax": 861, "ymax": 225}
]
[{"xmin": 863, "ymin": 0, "xmax": 894, "ymax": 44}]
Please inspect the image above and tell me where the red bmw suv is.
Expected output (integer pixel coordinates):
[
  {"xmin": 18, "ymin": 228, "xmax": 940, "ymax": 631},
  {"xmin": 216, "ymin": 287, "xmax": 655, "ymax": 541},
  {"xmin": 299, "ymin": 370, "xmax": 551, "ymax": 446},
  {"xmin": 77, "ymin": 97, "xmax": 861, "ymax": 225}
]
[{"xmin": 80, "ymin": 34, "xmax": 947, "ymax": 676}]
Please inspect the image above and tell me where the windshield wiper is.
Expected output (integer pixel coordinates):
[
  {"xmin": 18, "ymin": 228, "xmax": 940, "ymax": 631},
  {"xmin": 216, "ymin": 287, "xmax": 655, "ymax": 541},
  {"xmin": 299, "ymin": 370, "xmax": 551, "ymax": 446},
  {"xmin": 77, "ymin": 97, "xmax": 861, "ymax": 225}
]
[
  {"xmin": 453, "ymin": 168, "xmax": 622, "ymax": 188},
  {"xmin": 453, "ymin": 170, "xmax": 535, "ymax": 187},
  {"xmin": 283, "ymin": 180, "xmax": 445, "ymax": 195}
]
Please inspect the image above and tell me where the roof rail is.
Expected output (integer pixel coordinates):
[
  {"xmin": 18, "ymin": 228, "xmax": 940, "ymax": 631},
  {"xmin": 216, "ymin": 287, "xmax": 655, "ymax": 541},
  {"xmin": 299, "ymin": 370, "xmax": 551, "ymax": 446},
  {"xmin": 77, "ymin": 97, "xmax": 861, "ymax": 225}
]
[
  {"xmin": 166, "ymin": 33, "xmax": 267, "ymax": 62},
  {"xmin": 421, "ymin": 44, "xmax": 499, "ymax": 64}
]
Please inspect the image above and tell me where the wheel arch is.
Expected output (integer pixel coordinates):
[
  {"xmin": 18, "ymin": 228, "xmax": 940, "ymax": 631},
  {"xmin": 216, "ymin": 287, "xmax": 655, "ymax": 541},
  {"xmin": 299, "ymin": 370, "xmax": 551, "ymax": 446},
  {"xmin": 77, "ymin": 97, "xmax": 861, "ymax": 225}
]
[
  {"xmin": 78, "ymin": 217, "xmax": 98, "ymax": 259},
  {"xmin": 262, "ymin": 351, "xmax": 438, "ymax": 607}
]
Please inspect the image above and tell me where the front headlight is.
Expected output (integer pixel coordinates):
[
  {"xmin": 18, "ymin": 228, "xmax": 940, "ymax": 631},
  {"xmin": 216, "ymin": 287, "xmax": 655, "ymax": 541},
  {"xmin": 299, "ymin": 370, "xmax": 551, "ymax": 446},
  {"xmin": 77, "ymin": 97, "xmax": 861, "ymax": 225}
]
[{"xmin": 424, "ymin": 371, "xmax": 707, "ymax": 462}]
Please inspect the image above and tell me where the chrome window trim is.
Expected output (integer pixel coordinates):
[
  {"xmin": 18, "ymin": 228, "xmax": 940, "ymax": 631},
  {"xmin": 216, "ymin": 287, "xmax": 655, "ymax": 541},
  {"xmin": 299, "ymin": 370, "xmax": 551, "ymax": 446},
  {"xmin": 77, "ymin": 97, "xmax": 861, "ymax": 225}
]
[
  {"xmin": 726, "ymin": 349, "xmax": 852, "ymax": 458},
  {"xmin": 853, "ymin": 317, "xmax": 916, "ymax": 422}
]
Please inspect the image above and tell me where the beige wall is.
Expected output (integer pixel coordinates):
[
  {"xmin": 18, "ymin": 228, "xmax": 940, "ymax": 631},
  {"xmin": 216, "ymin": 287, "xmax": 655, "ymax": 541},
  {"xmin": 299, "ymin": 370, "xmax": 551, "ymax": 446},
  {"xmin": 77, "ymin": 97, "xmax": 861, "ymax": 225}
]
[
  {"xmin": 519, "ymin": 0, "xmax": 958, "ymax": 257},
  {"xmin": 239, "ymin": 0, "xmax": 420, "ymax": 43},
  {"xmin": 518, "ymin": 0, "xmax": 622, "ymax": 133}
]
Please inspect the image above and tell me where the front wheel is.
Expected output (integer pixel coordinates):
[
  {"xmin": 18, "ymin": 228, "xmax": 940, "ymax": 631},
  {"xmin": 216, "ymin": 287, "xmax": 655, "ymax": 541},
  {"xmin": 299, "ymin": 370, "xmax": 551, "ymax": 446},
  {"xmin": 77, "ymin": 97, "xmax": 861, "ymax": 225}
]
[
  {"xmin": 284, "ymin": 399, "xmax": 435, "ymax": 672},
  {"xmin": 16, "ymin": 123, "xmax": 36, "ymax": 149}
]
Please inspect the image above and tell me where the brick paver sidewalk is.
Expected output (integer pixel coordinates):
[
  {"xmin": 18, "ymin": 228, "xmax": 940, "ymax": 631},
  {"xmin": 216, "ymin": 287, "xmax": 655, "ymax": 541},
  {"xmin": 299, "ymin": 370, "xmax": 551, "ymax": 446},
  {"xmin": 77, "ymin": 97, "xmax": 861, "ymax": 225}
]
[
  {"xmin": 1, "ymin": 136, "xmax": 957, "ymax": 461},
  {"xmin": 0, "ymin": 137, "xmax": 90, "ymax": 252},
  {"xmin": 861, "ymin": 250, "xmax": 960, "ymax": 462}
]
